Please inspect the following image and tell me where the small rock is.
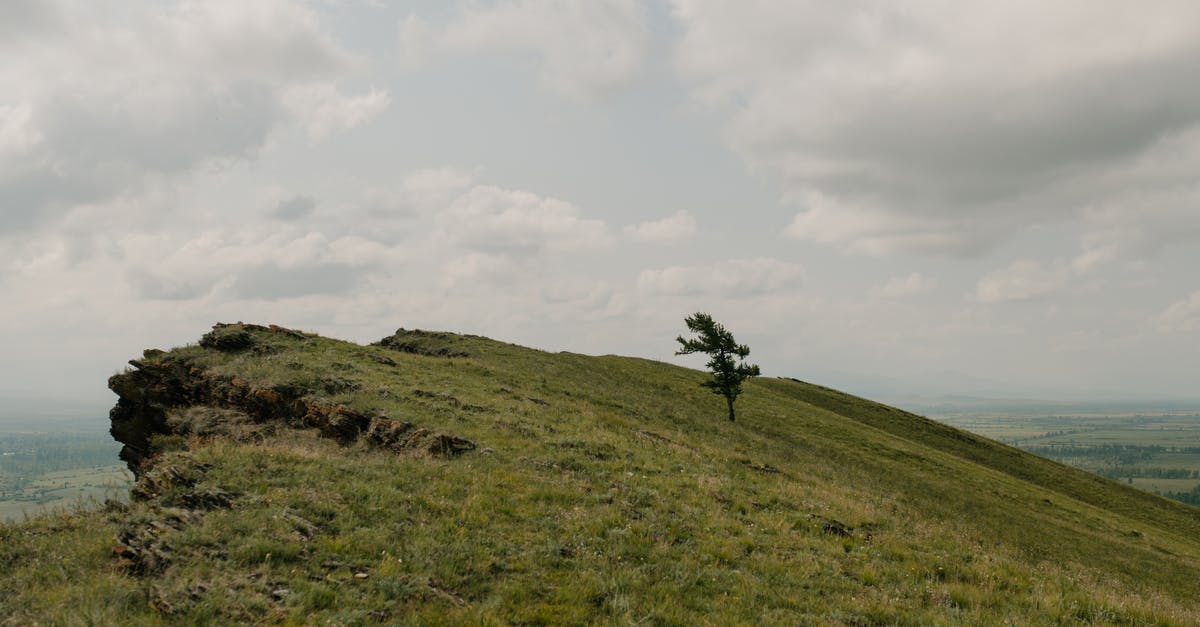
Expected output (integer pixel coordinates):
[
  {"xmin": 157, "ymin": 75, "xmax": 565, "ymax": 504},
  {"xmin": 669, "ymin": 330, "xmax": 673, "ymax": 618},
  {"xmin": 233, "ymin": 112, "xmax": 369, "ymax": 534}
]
[
  {"xmin": 268, "ymin": 324, "xmax": 308, "ymax": 340},
  {"xmin": 358, "ymin": 352, "xmax": 397, "ymax": 367},
  {"xmin": 320, "ymin": 375, "xmax": 360, "ymax": 394},
  {"xmin": 199, "ymin": 324, "xmax": 258, "ymax": 352},
  {"xmin": 189, "ymin": 582, "xmax": 209, "ymax": 600},
  {"xmin": 821, "ymin": 520, "xmax": 853, "ymax": 537},
  {"xmin": 354, "ymin": 572, "xmax": 369, "ymax": 579},
  {"xmin": 271, "ymin": 588, "xmax": 290, "ymax": 600},
  {"xmin": 428, "ymin": 433, "xmax": 477, "ymax": 457}
]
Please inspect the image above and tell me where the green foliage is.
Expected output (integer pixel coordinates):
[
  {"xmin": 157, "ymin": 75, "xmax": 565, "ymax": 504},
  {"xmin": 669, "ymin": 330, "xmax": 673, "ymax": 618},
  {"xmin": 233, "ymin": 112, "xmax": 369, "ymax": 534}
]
[
  {"xmin": 2, "ymin": 325, "xmax": 1200, "ymax": 624},
  {"xmin": 1163, "ymin": 483, "xmax": 1200, "ymax": 506},
  {"xmin": 675, "ymin": 312, "xmax": 761, "ymax": 422}
]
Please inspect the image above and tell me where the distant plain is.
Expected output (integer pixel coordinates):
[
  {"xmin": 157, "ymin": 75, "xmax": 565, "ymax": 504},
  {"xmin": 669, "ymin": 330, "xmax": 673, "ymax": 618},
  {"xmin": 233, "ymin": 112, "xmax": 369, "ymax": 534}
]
[{"xmin": 928, "ymin": 406, "xmax": 1200, "ymax": 501}]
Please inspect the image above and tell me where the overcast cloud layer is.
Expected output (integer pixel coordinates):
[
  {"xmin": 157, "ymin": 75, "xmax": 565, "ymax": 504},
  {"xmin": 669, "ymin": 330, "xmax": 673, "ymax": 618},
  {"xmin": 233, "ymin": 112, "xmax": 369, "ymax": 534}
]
[{"xmin": 3, "ymin": 0, "xmax": 1200, "ymax": 412}]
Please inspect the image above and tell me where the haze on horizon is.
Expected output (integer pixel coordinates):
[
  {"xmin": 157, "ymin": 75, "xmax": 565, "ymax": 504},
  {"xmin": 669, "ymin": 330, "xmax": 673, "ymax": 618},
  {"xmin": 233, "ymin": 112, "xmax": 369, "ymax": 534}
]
[{"xmin": 3, "ymin": 1, "xmax": 1200, "ymax": 415}]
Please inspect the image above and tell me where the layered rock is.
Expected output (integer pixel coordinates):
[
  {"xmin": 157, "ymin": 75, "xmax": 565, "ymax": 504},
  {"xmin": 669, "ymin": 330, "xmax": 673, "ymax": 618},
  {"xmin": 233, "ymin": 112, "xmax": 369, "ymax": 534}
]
[{"xmin": 108, "ymin": 323, "xmax": 476, "ymax": 476}]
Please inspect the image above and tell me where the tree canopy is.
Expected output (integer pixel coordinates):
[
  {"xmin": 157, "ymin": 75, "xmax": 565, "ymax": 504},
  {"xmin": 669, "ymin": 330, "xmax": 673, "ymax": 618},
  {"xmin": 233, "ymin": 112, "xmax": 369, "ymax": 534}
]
[{"xmin": 675, "ymin": 312, "xmax": 760, "ymax": 422}]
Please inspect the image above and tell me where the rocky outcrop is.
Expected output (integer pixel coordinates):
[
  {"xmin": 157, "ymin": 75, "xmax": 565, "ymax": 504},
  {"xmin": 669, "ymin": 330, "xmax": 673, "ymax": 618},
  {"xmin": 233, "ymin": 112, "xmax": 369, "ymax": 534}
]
[
  {"xmin": 373, "ymin": 328, "xmax": 470, "ymax": 358},
  {"xmin": 108, "ymin": 351, "xmax": 204, "ymax": 471},
  {"xmin": 108, "ymin": 323, "xmax": 476, "ymax": 476}
]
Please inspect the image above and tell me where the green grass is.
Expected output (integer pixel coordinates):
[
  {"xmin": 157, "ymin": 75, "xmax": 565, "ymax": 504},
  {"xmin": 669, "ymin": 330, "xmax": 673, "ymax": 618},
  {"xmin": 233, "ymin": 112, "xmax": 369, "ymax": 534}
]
[
  {"xmin": 0, "ymin": 464, "xmax": 130, "ymax": 522},
  {"xmin": 933, "ymin": 411, "xmax": 1200, "ymax": 503},
  {"xmin": 2, "ymin": 324, "xmax": 1200, "ymax": 624}
]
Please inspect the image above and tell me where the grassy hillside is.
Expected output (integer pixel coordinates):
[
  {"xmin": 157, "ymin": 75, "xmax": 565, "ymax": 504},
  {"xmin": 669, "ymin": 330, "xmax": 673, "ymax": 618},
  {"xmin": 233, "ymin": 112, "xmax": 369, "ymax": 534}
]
[{"xmin": 2, "ymin": 323, "xmax": 1199, "ymax": 624}]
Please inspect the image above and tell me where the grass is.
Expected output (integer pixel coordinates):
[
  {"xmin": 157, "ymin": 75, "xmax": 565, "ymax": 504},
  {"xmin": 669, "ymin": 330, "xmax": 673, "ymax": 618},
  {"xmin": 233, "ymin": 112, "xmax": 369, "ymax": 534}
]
[
  {"xmin": 0, "ymin": 464, "xmax": 130, "ymax": 522},
  {"xmin": 933, "ymin": 411, "xmax": 1200, "ymax": 503},
  {"xmin": 2, "ymin": 324, "xmax": 1200, "ymax": 624}
]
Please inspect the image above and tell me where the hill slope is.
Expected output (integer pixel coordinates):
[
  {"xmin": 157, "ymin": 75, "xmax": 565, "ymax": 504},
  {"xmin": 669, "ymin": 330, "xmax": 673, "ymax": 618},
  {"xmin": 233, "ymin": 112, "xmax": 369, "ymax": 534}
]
[{"xmin": 2, "ymin": 323, "xmax": 1199, "ymax": 624}]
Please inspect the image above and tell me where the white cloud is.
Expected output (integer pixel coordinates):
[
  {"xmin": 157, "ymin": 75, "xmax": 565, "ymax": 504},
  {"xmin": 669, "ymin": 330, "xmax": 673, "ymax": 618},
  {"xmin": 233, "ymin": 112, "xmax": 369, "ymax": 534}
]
[
  {"xmin": 1074, "ymin": 181, "xmax": 1200, "ymax": 271},
  {"xmin": 975, "ymin": 259, "xmax": 1071, "ymax": 304},
  {"xmin": 671, "ymin": 1, "xmax": 1200, "ymax": 257},
  {"xmin": 434, "ymin": 185, "xmax": 610, "ymax": 256},
  {"xmin": 6, "ymin": 3, "xmax": 1200, "ymax": 406},
  {"xmin": 282, "ymin": 83, "xmax": 390, "ymax": 139},
  {"xmin": 0, "ymin": 0, "xmax": 363, "ymax": 233},
  {"xmin": 348, "ymin": 168, "xmax": 475, "ymax": 220},
  {"xmin": 637, "ymin": 257, "xmax": 803, "ymax": 297},
  {"xmin": 398, "ymin": 168, "xmax": 474, "ymax": 208},
  {"xmin": 0, "ymin": 103, "xmax": 41, "ymax": 166},
  {"xmin": 397, "ymin": 0, "xmax": 650, "ymax": 99},
  {"xmin": 271, "ymin": 195, "xmax": 317, "ymax": 220},
  {"xmin": 324, "ymin": 234, "xmax": 407, "ymax": 267},
  {"xmin": 111, "ymin": 225, "xmax": 408, "ymax": 303},
  {"xmin": 876, "ymin": 273, "xmax": 937, "ymax": 299},
  {"xmin": 1156, "ymin": 290, "xmax": 1200, "ymax": 333},
  {"xmin": 440, "ymin": 252, "xmax": 517, "ymax": 289},
  {"xmin": 625, "ymin": 210, "xmax": 697, "ymax": 243},
  {"xmin": 783, "ymin": 191, "xmax": 999, "ymax": 256},
  {"xmin": 540, "ymin": 280, "xmax": 628, "ymax": 321}
]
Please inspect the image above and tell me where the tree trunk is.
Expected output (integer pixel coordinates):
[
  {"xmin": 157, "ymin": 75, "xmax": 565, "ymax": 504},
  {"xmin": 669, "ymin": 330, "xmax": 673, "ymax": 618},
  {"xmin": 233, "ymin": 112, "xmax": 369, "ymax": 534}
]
[{"xmin": 726, "ymin": 395, "xmax": 735, "ymax": 422}]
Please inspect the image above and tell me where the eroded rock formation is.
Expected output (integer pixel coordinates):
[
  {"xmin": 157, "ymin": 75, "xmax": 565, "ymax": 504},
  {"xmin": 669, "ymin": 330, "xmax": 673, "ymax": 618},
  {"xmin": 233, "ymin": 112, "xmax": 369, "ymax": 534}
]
[{"xmin": 108, "ymin": 323, "xmax": 476, "ymax": 476}]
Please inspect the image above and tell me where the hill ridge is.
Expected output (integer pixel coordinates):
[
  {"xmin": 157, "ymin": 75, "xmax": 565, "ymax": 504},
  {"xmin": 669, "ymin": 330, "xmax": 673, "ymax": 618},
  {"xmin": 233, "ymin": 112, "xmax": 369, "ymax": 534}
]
[
  {"xmin": 2, "ymin": 321, "xmax": 1199, "ymax": 624},
  {"xmin": 765, "ymin": 376, "xmax": 1200, "ymax": 536}
]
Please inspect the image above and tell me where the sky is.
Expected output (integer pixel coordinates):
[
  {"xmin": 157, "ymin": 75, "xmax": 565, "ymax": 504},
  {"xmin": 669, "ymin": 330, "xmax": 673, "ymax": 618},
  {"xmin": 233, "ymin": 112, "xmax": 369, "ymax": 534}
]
[{"xmin": 3, "ymin": 0, "xmax": 1200, "ymax": 415}]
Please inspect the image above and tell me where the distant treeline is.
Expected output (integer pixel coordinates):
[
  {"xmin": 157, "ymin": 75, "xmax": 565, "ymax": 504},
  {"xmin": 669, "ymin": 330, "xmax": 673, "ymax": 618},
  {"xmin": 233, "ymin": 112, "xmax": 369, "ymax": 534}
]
[
  {"xmin": 1023, "ymin": 444, "xmax": 1200, "ymax": 455},
  {"xmin": 1016, "ymin": 442, "xmax": 1200, "ymax": 506},
  {"xmin": 1161, "ymin": 484, "xmax": 1200, "ymax": 506},
  {"xmin": 1095, "ymin": 467, "xmax": 1200, "ymax": 480},
  {"xmin": 1022, "ymin": 443, "xmax": 1200, "ymax": 466},
  {"xmin": 0, "ymin": 433, "xmax": 122, "ymax": 494}
]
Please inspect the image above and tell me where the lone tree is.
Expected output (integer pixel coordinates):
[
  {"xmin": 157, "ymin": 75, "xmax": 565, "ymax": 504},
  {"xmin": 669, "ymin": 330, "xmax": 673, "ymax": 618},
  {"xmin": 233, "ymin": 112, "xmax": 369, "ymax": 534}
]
[{"xmin": 675, "ymin": 312, "xmax": 761, "ymax": 422}]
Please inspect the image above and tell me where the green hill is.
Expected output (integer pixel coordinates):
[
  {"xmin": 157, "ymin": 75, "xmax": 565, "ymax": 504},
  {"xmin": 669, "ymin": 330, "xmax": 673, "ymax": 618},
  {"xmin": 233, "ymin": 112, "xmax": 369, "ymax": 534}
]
[{"xmin": 3, "ymin": 322, "xmax": 1199, "ymax": 624}]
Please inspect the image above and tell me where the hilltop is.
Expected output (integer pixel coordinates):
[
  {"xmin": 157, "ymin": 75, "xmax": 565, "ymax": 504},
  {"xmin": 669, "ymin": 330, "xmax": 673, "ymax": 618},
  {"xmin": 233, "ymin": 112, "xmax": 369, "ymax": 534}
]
[{"xmin": 2, "ymin": 322, "xmax": 1200, "ymax": 624}]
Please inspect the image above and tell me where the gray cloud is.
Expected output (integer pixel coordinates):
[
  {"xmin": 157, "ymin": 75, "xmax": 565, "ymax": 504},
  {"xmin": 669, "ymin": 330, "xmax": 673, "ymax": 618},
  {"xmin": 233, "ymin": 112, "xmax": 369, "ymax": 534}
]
[
  {"xmin": 0, "ymin": 85, "xmax": 281, "ymax": 233},
  {"xmin": 6, "ymin": 2, "xmax": 1200, "ymax": 407},
  {"xmin": 228, "ymin": 262, "xmax": 366, "ymax": 300},
  {"xmin": 0, "ymin": 169, "xmax": 111, "ymax": 233},
  {"xmin": 0, "ymin": 1, "xmax": 61, "ymax": 42},
  {"xmin": 0, "ymin": 0, "xmax": 361, "ymax": 235},
  {"xmin": 271, "ymin": 195, "xmax": 317, "ymax": 221},
  {"xmin": 434, "ymin": 184, "xmax": 610, "ymax": 257},
  {"xmin": 130, "ymin": 270, "xmax": 216, "ymax": 302},
  {"xmin": 40, "ymin": 84, "xmax": 277, "ymax": 173},
  {"xmin": 759, "ymin": 55, "xmax": 1200, "ymax": 212},
  {"xmin": 672, "ymin": 1, "xmax": 1200, "ymax": 255}
]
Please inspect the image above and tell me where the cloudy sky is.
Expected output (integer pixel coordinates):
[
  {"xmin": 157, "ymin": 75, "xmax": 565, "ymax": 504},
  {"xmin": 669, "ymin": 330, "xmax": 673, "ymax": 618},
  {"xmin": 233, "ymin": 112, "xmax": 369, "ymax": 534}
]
[{"xmin": 4, "ymin": 0, "xmax": 1200, "ymax": 414}]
